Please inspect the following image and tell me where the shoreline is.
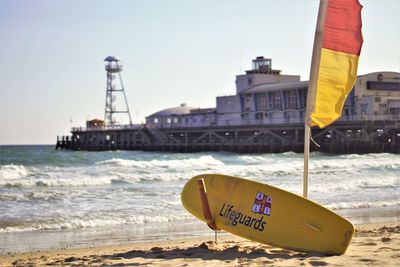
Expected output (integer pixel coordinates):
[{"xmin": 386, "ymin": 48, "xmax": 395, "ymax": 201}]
[
  {"xmin": 1, "ymin": 205, "xmax": 399, "ymax": 255},
  {"xmin": 1, "ymin": 221, "xmax": 399, "ymax": 266}
]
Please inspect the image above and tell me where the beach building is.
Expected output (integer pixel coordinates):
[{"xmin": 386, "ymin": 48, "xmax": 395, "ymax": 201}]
[
  {"xmin": 145, "ymin": 57, "xmax": 399, "ymax": 129},
  {"xmin": 56, "ymin": 57, "xmax": 400, "ymax": 153}
]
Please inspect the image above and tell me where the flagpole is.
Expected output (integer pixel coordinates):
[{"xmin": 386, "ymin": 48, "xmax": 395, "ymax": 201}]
[
  {"xmin": 303, "ymin": 125, "xmax": 311, "ymax": 198},
  {"xmin": 304, "ymin": 0, "xmax": 328, "ymax": 198}
]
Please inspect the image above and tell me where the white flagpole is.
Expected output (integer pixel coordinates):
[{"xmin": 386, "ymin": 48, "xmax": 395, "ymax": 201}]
[
  {"xmin": 304, "ymin": 0, "xmax": 328, "ymax": 198},
  {"xmin": 303, "ymin": 125, "xmax": 311, "ymax": 198}
]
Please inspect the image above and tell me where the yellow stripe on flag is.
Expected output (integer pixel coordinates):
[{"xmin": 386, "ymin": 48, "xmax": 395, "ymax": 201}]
[{"xmin": 310, "ymin": 48, "xmax": 359, "ymax": 128}]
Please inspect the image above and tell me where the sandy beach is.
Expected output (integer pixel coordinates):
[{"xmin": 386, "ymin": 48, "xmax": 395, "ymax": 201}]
[{"xmin": 0, "ymin": 222, "xmax": 398, "ymax": 267}]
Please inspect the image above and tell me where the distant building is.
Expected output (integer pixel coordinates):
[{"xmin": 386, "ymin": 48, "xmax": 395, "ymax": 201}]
[
  {"xmin": 352, "ymin": 72, "xmax": 400, "ymax": 120},
  {"xmin": 146, "ymin": 56, "xmax": 400, "ymax": 128},
  {"xmin": 146, "ymin": 103, "xmax": 216, "ymax": 128}
]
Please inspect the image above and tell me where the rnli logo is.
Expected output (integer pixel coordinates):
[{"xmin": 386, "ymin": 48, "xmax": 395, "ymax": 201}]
[{"xmin": 252, "ymin": 191, "xmax": 272, "ymax": 216}]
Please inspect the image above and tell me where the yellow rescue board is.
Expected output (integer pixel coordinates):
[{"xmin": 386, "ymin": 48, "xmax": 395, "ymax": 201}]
[{"xmin": 181, "ymin": 174, "xmax": 354, "ymax": 255}]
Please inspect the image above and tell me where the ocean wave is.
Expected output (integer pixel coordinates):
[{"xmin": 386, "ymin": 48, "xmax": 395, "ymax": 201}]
[
  {"xmin": 359, "ymin": 178, "xmax": 400, "ymax": 189},
  {"xmin": 111, "ymin": 179, "xmax": 133, "ymax": 185},
  {"xmin": 0, "ymin": 167, "xmax": 189, "ymax": 188},
  {"xmin": 0, "ymin": 213, "xmax": 193, "ymax": 234},
  {"xmin": 0, "ymin": 193, "xmax": 18, "ymax": 201},
  {"xmin": 0, "ymin": 172, "xmax": 117, "ymax": 188},
  {"xmin": 311, "ymin": 154, "xmax": 400, "ymax": 172},
  {"xmin": 0, "ymin": 165, "xmax": 30, "ymax": 180},
  {"xmin": 96, "ymin": 155, "xmax": 225, "ymax": 169},
  {"xmin": 23, "ymin": 191, "xmax": 66, "ymax": 201},
  {"xmin": 327, "ymin": 199, "xmax": 400, "ymax": 210},
  {"xmin": 338, "ymin": 153, "xmax": 396, "ymax": 160},
  {"xmin": 0, "ymin": 191, "xmax": 66, "ymax": 202},
  {"xmin": 236, "ymin": 152, "xmax": 301, "ymax": 165},
  {"xmin": 2, "ymin": 152, "xmax": 398, "ymax": 188}
]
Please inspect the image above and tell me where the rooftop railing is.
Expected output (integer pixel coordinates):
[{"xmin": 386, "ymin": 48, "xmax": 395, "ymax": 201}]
[{"xmin": 72, "ymin": 124, "xmax": 142, "ymax": 132}]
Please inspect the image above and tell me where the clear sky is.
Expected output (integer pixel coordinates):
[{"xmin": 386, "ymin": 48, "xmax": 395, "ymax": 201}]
[{"xmin": 0, "ymin": 0, "xmax": 399, "ymax": 145}]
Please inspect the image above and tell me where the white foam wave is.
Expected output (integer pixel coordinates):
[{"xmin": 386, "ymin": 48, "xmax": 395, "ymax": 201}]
[
  {"xmin": 0, "ymin": 191, "xmax": 65, "ymax": 202},
  {"xmin": 1, "ymin": 152, "xmax": 398, "ymax": 189},
  {"xmin": 0, "ymin": 193, "xmax": 18, "ymax": 201},
  {"xmin": 0, "ymin": 165, "xmax": 30, "ymax": 180},
  {"xmin": 0, "ymin": 174, "xmax": 115, "ymax": 188},
  {"xmin": 0, "ymin": 213, "xmax": 193, "ymax": 233},
  {"xmin": 97, "ymin": 155, "xmax": 225, "ymax": 169},
  {"xmin": 312, "ymin": 154, "xmax": 400, "ymax": 172},
  {"xmin": 327, "ymin": 199, "xmax": 400, "ymax": 210}
]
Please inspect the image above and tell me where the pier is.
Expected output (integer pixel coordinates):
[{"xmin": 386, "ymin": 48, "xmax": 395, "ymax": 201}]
[
  {"xmin": 56, "ymin": 119, "xmax": 400, "ymax": 154},
  {"xmin": 56, "ymin": 56, "xmax": 400, "ymax": 154}
]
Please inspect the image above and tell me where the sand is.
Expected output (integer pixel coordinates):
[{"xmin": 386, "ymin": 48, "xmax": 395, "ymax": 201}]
[{"xmin": 1, "ymin": 222, "xmax": 399, "ymax": 267}]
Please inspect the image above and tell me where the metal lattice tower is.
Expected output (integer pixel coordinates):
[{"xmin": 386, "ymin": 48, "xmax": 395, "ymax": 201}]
[{"xmin": 104, "ymin": 56, "xmax": 132, "ymax": 125}]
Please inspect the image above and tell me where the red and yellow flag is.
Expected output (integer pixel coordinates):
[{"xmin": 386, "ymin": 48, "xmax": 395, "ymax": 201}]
[{"xmin": 307, "ymin": 0, "xmax": 363, "ymax": 128}]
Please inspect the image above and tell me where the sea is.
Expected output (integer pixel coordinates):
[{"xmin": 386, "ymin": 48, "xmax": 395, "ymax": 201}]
[{"xmin": 0, "ymin": 145, "xmax": 399, "ymax": 253}]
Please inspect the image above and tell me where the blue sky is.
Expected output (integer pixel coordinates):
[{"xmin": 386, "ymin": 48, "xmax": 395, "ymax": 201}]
[{"xmin": 0, "ymin": 0, "xmax": 399, "ymax": 145}]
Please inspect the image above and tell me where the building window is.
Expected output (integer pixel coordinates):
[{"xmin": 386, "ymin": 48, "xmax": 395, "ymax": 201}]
[
  {"xmin": 360, "ymin": 103, "xmax": 368, "ymax": 114},
  {"xmin": 271, "ymin": 91, "xmax": 282, "ymax": 110},
  {"xmin": 153, "ymin": 118, "xmax": 159, "ymax": 123},
  {"xmin": 255, "ymin": 93, "xmax": 267, "ymax": 111},
  {"xmin": 287, "ymin": 91, "xmax": 298, "ymax": 109},
  {"xmin": 255, "ymin": 113, "xmax": 263, "ymax": 120},
  {"xmin": 298, "ymin": 88, "xmax": 307, "ymax": 108},
  {"xmin": 375, "ymin": 97, "xmax": 381, "ymax": 103},
  {"xmin": 167, "ymin": 118, "xmax": 172, "ymax": 123},
  {"xmin": 389, "ymin": 107, "xmax": 400, "ymax": 115},
  {"xmin": 241, "ymin": 113, "xmax": 250, "ymax": 119}
]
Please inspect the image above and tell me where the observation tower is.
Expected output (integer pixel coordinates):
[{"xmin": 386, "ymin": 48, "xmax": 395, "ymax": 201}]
[{"xmin": 104, "ymin": 56, "xmax": 132, "ymax": 125}]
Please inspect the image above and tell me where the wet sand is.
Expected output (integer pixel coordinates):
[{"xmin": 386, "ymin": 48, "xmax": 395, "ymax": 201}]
[{"xmin": 1, "ymin": 222, "xmax": 399, "ymax": 266}]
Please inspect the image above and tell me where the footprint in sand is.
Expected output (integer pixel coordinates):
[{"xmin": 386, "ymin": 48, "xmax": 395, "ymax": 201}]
[
  {"xmin": 308, "ymin": 260, "xmax": 328, "ymax": 266},
  {"xmin": 359, "ymin": 242, "xmax": 377, "ymax": 246},
  {"xmin": 269, "ymin": 248, "xmax": 292, "ymax": 254},
  {"xmin": 150, "ymin": 246, "xmax": 164, "ymax": 253},
  {"xmin": 358, "ymin": 258, "xmax": 379, "ymax": 264},
  {"xmin": 376, "ymin": 247, "xmax": 400, "ymax": 252}
]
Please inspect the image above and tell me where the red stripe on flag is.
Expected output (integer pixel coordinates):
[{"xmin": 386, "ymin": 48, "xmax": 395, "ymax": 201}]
[{"xmin": 323, "ymin": 0, "xmax": 363, "ymax": 56}]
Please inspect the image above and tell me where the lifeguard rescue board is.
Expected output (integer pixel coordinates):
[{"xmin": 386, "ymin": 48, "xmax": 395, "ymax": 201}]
[{"xmin": 181, "ymin": 174, "xmax": 354, "ymax": 255}]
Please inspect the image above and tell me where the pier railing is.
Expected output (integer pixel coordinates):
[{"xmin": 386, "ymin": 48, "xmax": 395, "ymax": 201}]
[
  {"xmin": 70, "ymin": 114, "xmax": 399, "ymax": 132},
  {"xmin": 145, "ymin": 114, "xmax": 400, "ymax": 129},
  {"xmin": 72, "ymin": 124, "xmax": 142, "ymax": 132}
]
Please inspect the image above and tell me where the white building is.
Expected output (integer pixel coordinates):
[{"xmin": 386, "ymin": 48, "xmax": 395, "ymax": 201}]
[
  {"xmin": 146, "ymin": 103, "xmax": 217, "ymax": 128},
  {"xmin": 353, "ymin": 72, "xmax": 400, "ymax": 121},
  {"xmin": 146, "ymin": 57, "xmax": 400, "ymax": 128}
]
